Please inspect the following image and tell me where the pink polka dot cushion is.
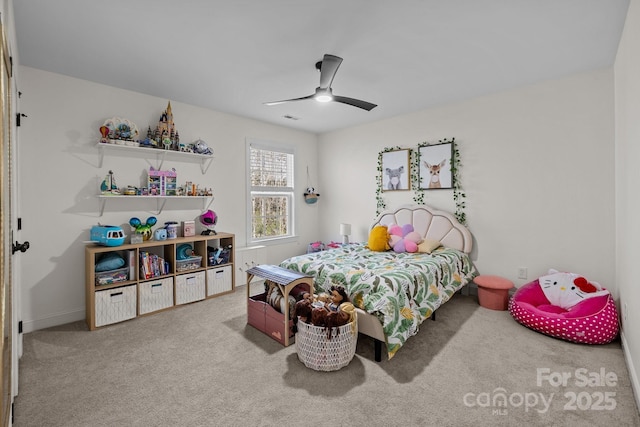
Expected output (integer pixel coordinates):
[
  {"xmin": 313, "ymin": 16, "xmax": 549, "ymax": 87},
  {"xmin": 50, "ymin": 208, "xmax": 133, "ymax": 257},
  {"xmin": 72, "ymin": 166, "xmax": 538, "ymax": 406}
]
[{"xmin": 509, "ymin": 280, "xmax": 619, "ymax": 344}]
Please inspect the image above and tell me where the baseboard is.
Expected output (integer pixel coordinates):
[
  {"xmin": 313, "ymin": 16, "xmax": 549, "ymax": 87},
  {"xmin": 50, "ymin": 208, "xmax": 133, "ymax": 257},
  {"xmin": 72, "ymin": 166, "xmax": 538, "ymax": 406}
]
[
  {"xmin": 22, "ymin": 309, "xmax": 85, "ymax": 333},
  {"xmin": 620, "ymin": 330, "xmax": 640, "ymax": 413}
]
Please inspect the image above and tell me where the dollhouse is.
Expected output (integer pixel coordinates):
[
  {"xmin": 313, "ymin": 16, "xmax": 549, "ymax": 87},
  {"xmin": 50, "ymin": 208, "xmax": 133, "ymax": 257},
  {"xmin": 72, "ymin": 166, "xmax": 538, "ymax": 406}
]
[{"xmin": 147, "ymin": 167, "xmax": 177, "ymax": 196}]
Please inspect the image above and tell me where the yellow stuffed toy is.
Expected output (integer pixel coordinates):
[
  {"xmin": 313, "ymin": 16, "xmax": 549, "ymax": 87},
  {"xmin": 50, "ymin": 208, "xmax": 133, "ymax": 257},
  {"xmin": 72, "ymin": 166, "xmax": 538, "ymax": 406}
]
[{"xmin": 367, "ymin": 225, "xmax": 390, "ymax": 251}]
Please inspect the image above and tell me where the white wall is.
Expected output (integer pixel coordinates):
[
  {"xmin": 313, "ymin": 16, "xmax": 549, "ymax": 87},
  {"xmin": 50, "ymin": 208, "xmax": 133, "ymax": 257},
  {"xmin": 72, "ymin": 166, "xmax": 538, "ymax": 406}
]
[
  {"xmin": 615, "ymin": 0, "xmax": 640, "ymax": 408},
  {"xmin": 17, "ymin": 58, "xmax": 620, "ymax": 340},
  {"xmin": 17, "ymin": 66, "xmax": 319, "ymax": 332},
  {"xmin": 318, "ymin": 69, "xmax": 616, "ymax": 291}
]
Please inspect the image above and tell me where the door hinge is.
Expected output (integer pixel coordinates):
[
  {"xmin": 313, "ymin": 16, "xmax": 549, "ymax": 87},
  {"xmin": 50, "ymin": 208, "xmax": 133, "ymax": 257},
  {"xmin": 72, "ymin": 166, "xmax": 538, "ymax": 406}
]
[
  {"xmin": 18, "ymin": 320, "xmax": 23, "ymax": 334},
  {"xmin": 16, "ymin": 113, "xmax": 27, "ymax": 127}
]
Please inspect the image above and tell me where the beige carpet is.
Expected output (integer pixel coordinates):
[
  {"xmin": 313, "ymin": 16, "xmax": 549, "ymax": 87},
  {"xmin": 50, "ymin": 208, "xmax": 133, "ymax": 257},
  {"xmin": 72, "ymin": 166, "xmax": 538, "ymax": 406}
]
[{"xmin": 13, "ymin": 284, "xmax": 640, "ymax": 426}]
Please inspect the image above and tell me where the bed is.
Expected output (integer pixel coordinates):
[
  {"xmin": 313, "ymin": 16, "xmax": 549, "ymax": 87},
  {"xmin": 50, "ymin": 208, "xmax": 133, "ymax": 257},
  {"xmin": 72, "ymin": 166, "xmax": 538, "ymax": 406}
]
[{"xmin": 279, "ymin": 204, "xmax": 477, "ymax": 361}]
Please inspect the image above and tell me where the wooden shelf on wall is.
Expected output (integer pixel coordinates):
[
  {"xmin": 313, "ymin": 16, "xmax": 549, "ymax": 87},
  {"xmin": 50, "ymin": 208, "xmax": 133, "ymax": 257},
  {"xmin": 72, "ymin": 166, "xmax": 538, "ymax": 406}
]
[
  {"xmin": 97, "ymin": 194, "xmax": 214, "ymax": 216},
  {"xmin": 96, "ymin": 142, "xmax": 214, "ymax": 173}
]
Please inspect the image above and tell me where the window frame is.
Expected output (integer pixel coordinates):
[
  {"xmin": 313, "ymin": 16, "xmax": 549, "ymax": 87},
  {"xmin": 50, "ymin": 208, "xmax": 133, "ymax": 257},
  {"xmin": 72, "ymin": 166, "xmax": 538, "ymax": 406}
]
[{"xmin": 246, "ymin": 139, "xmax": 297, "ymax": 245}]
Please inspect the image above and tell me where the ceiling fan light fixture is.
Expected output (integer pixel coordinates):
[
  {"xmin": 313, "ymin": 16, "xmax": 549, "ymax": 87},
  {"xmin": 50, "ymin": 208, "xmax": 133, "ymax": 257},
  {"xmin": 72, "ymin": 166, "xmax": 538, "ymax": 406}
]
[
  {"xmin": 315, "ymin": 94, "xmax": 333, "ymax": 103},
  {"xmin": 314, "ymin": 88, "xmax": 333, "ymax": 103}
]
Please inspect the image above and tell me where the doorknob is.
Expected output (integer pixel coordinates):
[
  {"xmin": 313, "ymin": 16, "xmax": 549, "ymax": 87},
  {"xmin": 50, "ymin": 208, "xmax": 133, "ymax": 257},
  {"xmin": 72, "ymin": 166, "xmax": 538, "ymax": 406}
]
[{"xmin": 12, "ymin": 241, "xmax": 30, "ymax": 254}]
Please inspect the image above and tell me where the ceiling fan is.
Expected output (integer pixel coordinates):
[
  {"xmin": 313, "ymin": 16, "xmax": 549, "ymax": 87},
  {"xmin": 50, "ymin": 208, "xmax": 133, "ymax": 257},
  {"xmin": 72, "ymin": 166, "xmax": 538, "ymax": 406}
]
[{"xmin": 265, "ymin": 54, "xmax": 377, "ymax": 111}]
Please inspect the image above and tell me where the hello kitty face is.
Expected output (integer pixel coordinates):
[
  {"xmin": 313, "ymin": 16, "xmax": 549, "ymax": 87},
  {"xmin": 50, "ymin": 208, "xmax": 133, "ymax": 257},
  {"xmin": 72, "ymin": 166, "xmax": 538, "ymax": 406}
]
[{"xmin": 539, "ymin": 269, "xmax": 609, "ymax": 309}]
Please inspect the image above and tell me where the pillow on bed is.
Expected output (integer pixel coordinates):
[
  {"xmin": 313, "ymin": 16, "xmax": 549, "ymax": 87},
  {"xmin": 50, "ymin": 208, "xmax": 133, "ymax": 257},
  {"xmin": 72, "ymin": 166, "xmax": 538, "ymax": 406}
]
[
  {"xmin": 368, "ymin": 225, "xmax": 390, "ymax": 252},
  {"xmin": 417, "ymin": 239, "xmax": 442, "ymax": 254},
  {"xmin": 389, "ymin": 224, "xmax": 422, "ymax": 253}
]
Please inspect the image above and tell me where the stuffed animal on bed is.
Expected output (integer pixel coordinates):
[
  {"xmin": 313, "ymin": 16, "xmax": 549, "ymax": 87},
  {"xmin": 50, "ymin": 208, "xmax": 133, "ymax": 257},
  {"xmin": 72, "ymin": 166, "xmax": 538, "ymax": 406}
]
[
  {"xmin": 367, "ymin": 225, "xmax": 390, "ymax": 252},
  {"xmin": 388, "ymin": 224, "xmax": 423, "ymax": 253},
  {"xmin": 539, "ymin": 269, "xmax": 610, "ymax": 310}
]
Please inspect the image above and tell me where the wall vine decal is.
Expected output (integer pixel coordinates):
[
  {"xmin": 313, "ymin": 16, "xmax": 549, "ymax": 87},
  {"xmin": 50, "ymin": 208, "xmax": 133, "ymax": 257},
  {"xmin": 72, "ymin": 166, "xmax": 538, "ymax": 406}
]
[
  {"xmin": 449, "ymin": 138, "xmax": 467, "ymax": 225},
  {"xmin": 375, "ymin": 146, "xmax": 402, "ymax": 216}
]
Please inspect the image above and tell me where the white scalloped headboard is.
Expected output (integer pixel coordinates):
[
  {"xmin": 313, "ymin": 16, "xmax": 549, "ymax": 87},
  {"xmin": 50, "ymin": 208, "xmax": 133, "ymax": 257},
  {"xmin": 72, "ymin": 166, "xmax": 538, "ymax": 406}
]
[{"xmin": 371, "ymin": 205, "xmax": 473, "ymax": 253}]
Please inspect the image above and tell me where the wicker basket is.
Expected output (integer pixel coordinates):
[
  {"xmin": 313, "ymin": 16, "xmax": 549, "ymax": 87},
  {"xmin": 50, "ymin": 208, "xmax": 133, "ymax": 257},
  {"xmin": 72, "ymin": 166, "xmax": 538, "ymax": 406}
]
[{"xmin": 295, "ymin": 318, "xmax": 358, "ymax": 371}]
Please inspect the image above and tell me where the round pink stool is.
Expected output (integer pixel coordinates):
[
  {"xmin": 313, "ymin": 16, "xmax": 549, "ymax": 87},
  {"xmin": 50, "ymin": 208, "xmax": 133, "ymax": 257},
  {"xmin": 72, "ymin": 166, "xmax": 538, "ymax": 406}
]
[{"xmin": 474, "ymin": 275, "xmax": 514, "ymax": 311}]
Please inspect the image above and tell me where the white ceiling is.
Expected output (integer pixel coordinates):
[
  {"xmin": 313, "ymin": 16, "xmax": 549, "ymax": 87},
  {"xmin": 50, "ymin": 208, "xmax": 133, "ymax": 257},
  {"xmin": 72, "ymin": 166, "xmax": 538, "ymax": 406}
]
[{"xmin": 12, "ymin": 0, "xmax": 630, "ymax": 134}]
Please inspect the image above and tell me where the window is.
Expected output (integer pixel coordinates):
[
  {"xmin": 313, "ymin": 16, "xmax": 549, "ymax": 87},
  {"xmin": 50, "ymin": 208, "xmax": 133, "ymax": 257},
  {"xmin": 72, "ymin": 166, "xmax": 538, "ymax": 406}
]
[{"xmin": 247, "ymin": 140, "xmax": 295, "ymax": 243}]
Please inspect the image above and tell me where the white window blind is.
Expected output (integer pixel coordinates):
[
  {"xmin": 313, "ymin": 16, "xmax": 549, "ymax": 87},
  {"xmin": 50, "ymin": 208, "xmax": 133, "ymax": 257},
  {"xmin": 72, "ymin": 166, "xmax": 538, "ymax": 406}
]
[{"xmin": 247, "ymin": 142, "xmax": 295, "ymax": 242}]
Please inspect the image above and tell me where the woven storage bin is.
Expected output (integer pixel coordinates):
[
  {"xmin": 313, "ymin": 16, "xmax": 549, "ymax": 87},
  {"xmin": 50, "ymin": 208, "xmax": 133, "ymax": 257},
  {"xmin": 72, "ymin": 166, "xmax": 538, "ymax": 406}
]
[
  {"xmin": 139, "ymin": 277, "xmax": 173, "ymax": 315},
  {"xmin": 95, "ymin": 285, "xmax": 137, "ymax": 327},
  {"xmin": 295, "ymin": 319, "xmax": 357, "ymax": 371},
  {"xmin": 175, "ymin": 271, "xmax": 206, "ymax": 305},
  {"xmin": 206, "ymin": 265, "xmax": 233, "ymax": 296}
]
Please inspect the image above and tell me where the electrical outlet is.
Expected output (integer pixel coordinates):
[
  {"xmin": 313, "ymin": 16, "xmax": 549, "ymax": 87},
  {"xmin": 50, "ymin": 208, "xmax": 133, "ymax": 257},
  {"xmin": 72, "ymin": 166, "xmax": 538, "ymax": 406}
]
[{"xmin": 517, "ymin": 267, "xmax": 528, "ymax": 279}]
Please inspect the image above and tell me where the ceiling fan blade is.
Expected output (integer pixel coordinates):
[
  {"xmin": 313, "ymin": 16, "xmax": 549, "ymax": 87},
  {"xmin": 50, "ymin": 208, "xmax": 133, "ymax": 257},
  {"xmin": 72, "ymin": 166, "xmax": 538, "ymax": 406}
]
[
  {"xmin": 332, "ymin": 95, "xmax": 377, "ymax": 111},
  {"xmin": 264, "ymin": 94, "xmax": 315, "ymax": 106},
  {"xmin": 318, "ymin": 54, "xmax": 343, "ymax": 89}
]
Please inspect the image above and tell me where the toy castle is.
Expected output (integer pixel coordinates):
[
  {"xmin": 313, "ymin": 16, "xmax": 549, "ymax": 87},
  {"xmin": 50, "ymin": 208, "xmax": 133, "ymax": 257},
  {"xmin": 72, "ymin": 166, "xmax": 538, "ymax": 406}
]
[{"xmin": 146, "ymin": 101, "xmax": 180, "ymax": 150}]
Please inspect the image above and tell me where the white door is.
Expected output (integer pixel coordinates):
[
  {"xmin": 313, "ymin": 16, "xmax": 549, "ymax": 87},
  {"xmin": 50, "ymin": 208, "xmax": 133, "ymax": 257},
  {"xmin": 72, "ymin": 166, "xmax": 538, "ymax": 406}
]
[{"xmin": 1, "ymin": 20, "xmax": 22, "ymax": 425}]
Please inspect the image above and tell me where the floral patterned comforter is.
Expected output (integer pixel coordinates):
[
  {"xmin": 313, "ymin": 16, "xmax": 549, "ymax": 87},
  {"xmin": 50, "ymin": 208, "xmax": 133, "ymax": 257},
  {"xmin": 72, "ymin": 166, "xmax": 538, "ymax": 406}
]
[{"xmin": 280, "ymin": 243, "xmax": 477, "ymax": 359}]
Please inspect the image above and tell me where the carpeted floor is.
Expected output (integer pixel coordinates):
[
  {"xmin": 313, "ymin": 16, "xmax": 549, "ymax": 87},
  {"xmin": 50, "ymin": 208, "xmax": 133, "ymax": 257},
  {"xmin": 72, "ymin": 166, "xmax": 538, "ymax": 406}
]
[{"xmin": 13, "ymin": 284, "xmax": 640, "ymax": 426}]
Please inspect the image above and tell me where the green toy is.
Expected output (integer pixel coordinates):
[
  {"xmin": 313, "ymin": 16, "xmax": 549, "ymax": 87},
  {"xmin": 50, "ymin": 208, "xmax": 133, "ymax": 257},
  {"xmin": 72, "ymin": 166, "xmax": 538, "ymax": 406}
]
[{"xmin": 129, "ymin": 216, "xmax": 157, "ymax": 241}]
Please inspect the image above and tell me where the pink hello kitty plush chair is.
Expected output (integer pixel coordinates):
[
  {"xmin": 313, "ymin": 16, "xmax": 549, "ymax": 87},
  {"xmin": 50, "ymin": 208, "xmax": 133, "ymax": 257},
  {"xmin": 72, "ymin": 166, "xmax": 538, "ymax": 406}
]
[{"xmin": 509, "ymin": 269, "xmax": 619, "ymax": 344}]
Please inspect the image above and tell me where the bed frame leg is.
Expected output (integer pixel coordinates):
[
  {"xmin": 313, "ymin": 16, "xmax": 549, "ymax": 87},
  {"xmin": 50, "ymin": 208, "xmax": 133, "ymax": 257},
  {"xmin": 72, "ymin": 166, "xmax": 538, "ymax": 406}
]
[
  {"xmin": 431, "ymin": 311, "xmax": 436, "ymax": 321},
  {"xmin": 374, "ymin": 339, "xmax": 382, "ymax": 362}
]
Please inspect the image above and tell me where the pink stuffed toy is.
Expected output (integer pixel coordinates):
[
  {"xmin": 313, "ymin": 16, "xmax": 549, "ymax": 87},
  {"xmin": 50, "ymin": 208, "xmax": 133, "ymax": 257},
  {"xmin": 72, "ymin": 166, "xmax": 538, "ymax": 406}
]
[{"xmin": 388, "ymin": 224, "xmax": 423, "ymax": 253}]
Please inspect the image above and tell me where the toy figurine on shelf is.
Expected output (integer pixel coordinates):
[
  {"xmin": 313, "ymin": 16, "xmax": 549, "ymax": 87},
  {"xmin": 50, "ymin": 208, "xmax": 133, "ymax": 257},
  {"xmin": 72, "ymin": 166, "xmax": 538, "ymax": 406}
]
[
  {"xmin": 90, "ymin": 224, "xmax": 125, "ymax": 247},
  {"xmin": 129, "ymin": 216, "xmax": 157, "ymax": 241},
  {"xmin": 99, "ymin": 126, "xmax": 110, "ymax": 143},
  {"xmin": 200, "ymin": 210, "xmax": 217, "ymax": 235},
  {"xmin": 192, "ymin": 139, "xmax": 213, "ymax": 155},
  {"xmin": 153, "ymin": 102, "xmax": 180, "ymax": 150},
  {"xmin": 100, "ymin": 170, "xmax": 121, "ymax": 195},
  {"xmin": 99, "ymin": 117, "xmax": 139, "ymax": 145}
]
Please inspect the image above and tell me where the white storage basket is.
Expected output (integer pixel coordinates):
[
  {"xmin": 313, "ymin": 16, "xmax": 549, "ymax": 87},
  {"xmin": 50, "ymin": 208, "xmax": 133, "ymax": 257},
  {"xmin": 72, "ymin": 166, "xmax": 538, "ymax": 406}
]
[
  {"xmin": 139, "ymin": 277, "xmax": 173, "ymax": 315},
  {"xmin": 95, "ymin": 285, "xmax": 137, "ymax": 327},
  {"xmin": 175, "ymin": 271, "xmax": 206, "ymax": 305},
  {"xmin": 295, "ymin": 318, "xmax": 357, "ymax": 371},
  {"xmin": 206, "ymin": 265, "xmax": 233, "ymax": 296}
]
